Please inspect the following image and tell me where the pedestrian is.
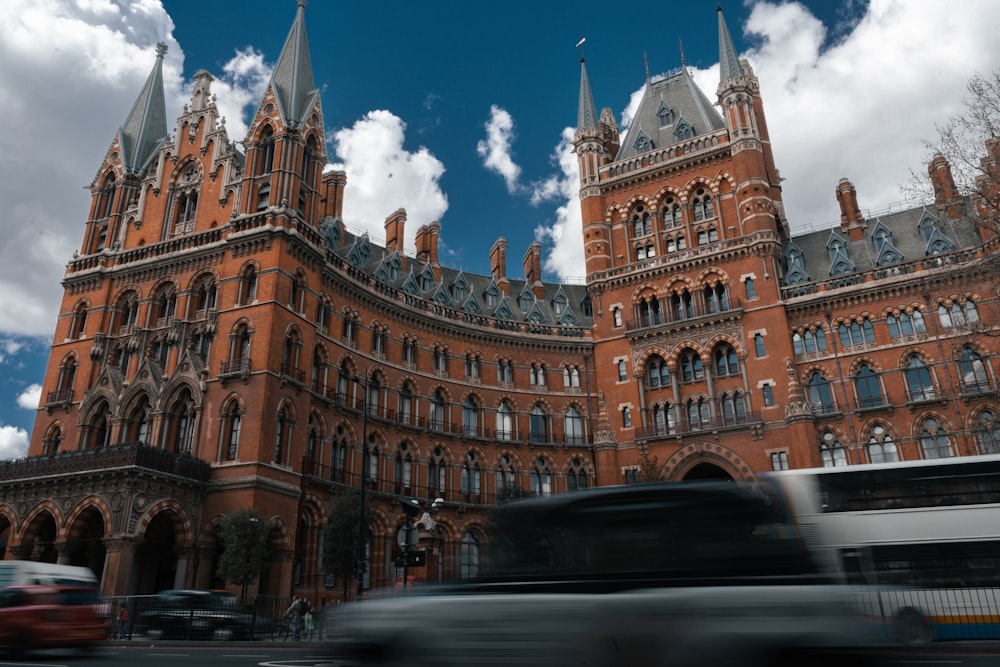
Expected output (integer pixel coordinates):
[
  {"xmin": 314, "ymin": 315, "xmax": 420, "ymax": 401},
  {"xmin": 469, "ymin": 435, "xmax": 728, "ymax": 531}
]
[
  {"xmin": 303, "ymin": 605, "xmax": 314, "ymax": 640},
  {"xmin": 117, "ymin": 605, "xmax": 129, "ymax": 640},
  {"xmin": 285, "ymin": 597, "xmax": 304, "ymax": 640}
]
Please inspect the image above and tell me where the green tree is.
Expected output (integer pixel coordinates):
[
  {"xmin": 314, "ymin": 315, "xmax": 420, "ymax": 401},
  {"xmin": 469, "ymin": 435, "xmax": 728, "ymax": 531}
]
[
  {"xmin": 322, "ymin": 493, "xmax": 372, "ymax": 600},
  {"xmin": 216, "ymin": 509, "xmax": 271, "ymax": 602}
]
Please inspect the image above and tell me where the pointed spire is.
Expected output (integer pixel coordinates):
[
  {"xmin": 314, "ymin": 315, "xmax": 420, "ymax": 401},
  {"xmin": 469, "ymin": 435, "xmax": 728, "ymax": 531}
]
[
  {"xmin": 269, "ymin": 0, "xmax": 319, "ymax": 129},
  {"xmin": 118, "ymin": 42, "xmax": 168, "ymax": 177},
  {"xmin": 577, "ymin": 46, "xmax": 599, "ymax": 130},
  {"xmin": 717, "ymin": 6, "xmax": 744, "ymax": 81}
]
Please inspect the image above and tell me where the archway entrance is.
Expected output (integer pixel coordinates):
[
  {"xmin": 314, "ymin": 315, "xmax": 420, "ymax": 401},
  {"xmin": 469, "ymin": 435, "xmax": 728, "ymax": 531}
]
[
  {"xmin": 134, "ymin": 512, "xmax": 178, "ymax": 594},
  {"xmin": 22, "ymin": 511, "xmax": 58, "ymax": 563},
  {"xmin": 66, "ymin": 508, "xmax": 107, "ymax": 581},
  {"xmin": 682, "ymin": 462, "xmax": 734, "ymax": 481}
]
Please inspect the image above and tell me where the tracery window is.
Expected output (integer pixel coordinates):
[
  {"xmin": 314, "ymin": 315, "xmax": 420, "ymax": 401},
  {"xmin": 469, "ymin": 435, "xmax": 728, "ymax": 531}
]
[
  {"xmin": 959, "ymin": 346, "xmax": 991, "ymax": 393},
  {"xmin": 808, "ymin": 371, "xmax": 834, "ymax": 414},
  {"xmin": 496, "ymin": 400, "xmax": 514, "ymax": 441},
  {"xmin": 564, "ymin": 405, "xmax": 583, "ymax": 445},
  {"xmin": 855, "ymin": 363, "xmax": 883, "ymax": 408},
  {"xmin": 713, "ymin": 344, "xmax": 740, "ymax": 377},
  {"xmin": 531, "ymin": 457, "xmax": 552, "ymax": 496},
  {"xmin": 867, "ymin": 423, "xmax": 898, "ymax": 463},
  {"xmin": 463, "ymin": 396, "xmax": 480, "ymax": 437},
  {"xmin": 820, "ymin": 430, "xmax": 848, "ymax": 467},
  {"xmin": 905, "ymin": 356, "xmax": 936, "ymax": 402},
  {"xmin": 530, "ymin": 403, "xmax": 548, "ymax": 443},
  {"xmin": 567, "ymin": 457, "xmax": 589, "ymax": 491},
  {"xmin": 462, "ymin": 451, "xmax": 482, "ymax": 500},
  {"xmin": 646, "ymin": 355, "xmax": 670, "ymax": 388},
  {"xmin": 977, "ymin": 410, "xmax": 1000, "ymax": 455},
  {"xmin": 919, "ymin": 417, "xmax": 952, "ymax": 459}
]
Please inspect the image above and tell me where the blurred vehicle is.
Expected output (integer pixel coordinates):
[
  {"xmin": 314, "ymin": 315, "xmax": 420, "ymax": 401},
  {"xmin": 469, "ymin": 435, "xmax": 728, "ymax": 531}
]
[
  {"xmin": 768, "ymin": 454, "xmax": 1000, "ymax": 642},
  {"xmin": 0, "ymin": 560, "xmax": 98, "ymax": 587},
  {"xmin": 136, "ymin": 589, "xmax": 274, "ymax": 640},
  {"xmin": 0, "ymin": 584, "xmax": 109, "ymax": 655},
  {"xmin": 327, "ymin": 481, "xmax": 883, "ymax": 667}
]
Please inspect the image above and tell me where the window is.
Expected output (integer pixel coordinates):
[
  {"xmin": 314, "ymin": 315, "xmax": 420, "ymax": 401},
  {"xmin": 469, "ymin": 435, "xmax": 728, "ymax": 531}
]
[
  {"xmin": 433, "ymin": 348, "xmax": 448, "ymax": 375},
  {"xmin": 224, "ymin": 403, "xmax": 241, "ymax": 460},
  {"xmin": 531, "ymin": 457, "xmax": 552, "ymax": 496},
  {"xmin": 652, "ymin": 403, "xmax": 673, "ymax": 434},
  {"xmin": 398, "ymin": 382, "xmax": 414, "ymax": 425},
  {"xmin": 686, "ymin": 397, "xmax": 709, "ymax": 431},
  {"xmin": 754, "ymin": 333, "xmax": 766, "ymax": 358},
  {"xmin": 808, "ymin": 372, "xmax": 834, "ymax": 414},
  {"xmin": 905, "ymin": 356, "xmax": 935, "ymax": 402},
  {"xmin": 618, "ymin": 360, "xmax": 627, "ymax": 382},
  {"xmin": 612, "ymin": 306, "xmax": 623, "ymax": 327},
  {"xmin": 496, "ymin": 400, "xmax": 514, "ymax": 441},
  {"xmin": 820, "ymin": 430, "xmax": 847, "ymax": 467},
  {"xmin": 274, "ymin": 407, "xmax": 290, "ymax": 464},
  {"xmin": 744, "ymin": 277, "xmax": 756, "ymax": 300},
  {"xmin": 496, "ymin": 455, "xmax": 517, "ymax": 496},
  {"xmin": 70, "ymin": 303, "xmax": 88, "ymax": 339},
  {"xmin": 855, "ymin": 363, "xmax": 883, "ymax": 408},
  {"xmin": 258, "ymin": 125, "xmax": 275, "ymax": 174},
  {"xmin": 939, "ymin": 299, "xmax": 979, "ymax": 328},
  {"xmin": 497, "ymin": 359, "xmax": 513, "ymax": 384},
  {"xmin": 564, "ymin": 406, "xmax": 583, "ymax": 445},
  {"xmin": 306, "ymin": 416, "xmax": 320, "ymax": 464},
  {"xmin": 960, "ymin": 346, "xmax": 990, "ymax": 393},
  {"xmin": 704, "ymin": 283, "xmax": 730, "ymax": 313},
  {"xmin": 366, "ymin": 442, "xmax": 379, "ymax": 482},
  {"xmin": 460, "ymin": 533, "xmax": 480, "ymax": 579},
  {"xmin": 530, "ymin": 404, "xmax": 548, "ymax": 443},
  {"xmin": 977, "ymin": 410, "xmax": 1000, "ymax": 455},
  {"xmin": 679, "ymin": 349, "xmax": 704, "ymax": 382},
  {"xmin": 770, "ymin": 451, "xmax": 789, "ymax": 471},
  {"xmin": 919, "ymin": 417, "xmax": 952, "ymax": 459},
  {"xmin": 563, "ymin": 365, "xmax": 580, "ymax": 389},
  {"xmin": 762, "ymin": 383, "xmax": 775, "ymax": 406},
  {"xmin": 402, "ymin": 339, "xmax": 417, "ymax": 366},
  {"xmin": 394, "ymin": 444, "xmax": 413, "ymax": 491},
  {"xmin": 671, "ymin": 290, "xmax": 694, "ymax": 320},
  {"xmin": 867, "ymin": 424, "xmax": 898, "ymax": 463},
  {"xmin": 465, "ymin": 354, "xmax": 481, "ymax": 380},
  {"xmin": 721, "ymin": 392, "xmax": 747, "ymax": 425},
  {"xmin": 372, "ymin": 330, "xmax": 386, "ymax": 357},
  {"xmin": 463, "ymin": 396, "xmax": 480, "ymax": 437},
  {"xmin": 239, "ymin": 266, "xmax": 258, "ymax": 305},
  {"xmin": 194, "ymin": 277, "xmax": 217, "ymax": 312},
  {"xmin": 428, "ymin": 447, "xmax": 447, "ymax": 496},
  {"xmin": 713, "ymin": 344, "xmax": 739, "ymax": 377},
  {"xmin": 170, "ymin": 389, "xmax": 196, "ymax": 454},
  {"xmin": 430, "ymin": 390, "xmax": 446, "ymax": 431},
  {"xmin": 462, "ymin": 452, "xmax": 482, "ymax": 500},
  {"xmin": 567, "ymin": 458, "xmax": 588, "ymax": 491}
]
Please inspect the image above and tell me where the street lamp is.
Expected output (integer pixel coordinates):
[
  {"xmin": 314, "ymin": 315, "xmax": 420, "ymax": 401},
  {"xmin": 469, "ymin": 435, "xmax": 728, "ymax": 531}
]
[{"xmin": 349, "ymin": 373, "xmax": 370, "ymax": 601}]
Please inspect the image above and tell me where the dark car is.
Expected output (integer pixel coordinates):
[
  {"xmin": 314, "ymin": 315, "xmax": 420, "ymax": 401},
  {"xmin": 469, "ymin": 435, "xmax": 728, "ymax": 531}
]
[
  {"xmin": 0, "ymin": 585, "xmax": 109, "ymax": 655},
  {"xmin": 137, "ymin": 589, "xmax": 271, "ymax": 640}
]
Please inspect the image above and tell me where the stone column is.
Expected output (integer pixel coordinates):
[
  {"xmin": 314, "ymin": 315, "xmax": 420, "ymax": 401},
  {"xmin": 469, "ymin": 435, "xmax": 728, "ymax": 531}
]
[
  {"xmin": 102, "ymin": 538, "xmax": 137, "ymax": 597},
  {"xmin": 173, "ymin": 545, "xmax": 195, "ymax": 589},
  {"xmin": 55, "ymin": 541, "xmax": 71, "ymax": 565}
]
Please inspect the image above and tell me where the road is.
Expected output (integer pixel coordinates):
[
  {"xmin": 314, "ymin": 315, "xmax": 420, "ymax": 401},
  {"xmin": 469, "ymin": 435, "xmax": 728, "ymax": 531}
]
[{"xmin": 1, "ymin": 643, "xmax": 998, "ymax": 666}]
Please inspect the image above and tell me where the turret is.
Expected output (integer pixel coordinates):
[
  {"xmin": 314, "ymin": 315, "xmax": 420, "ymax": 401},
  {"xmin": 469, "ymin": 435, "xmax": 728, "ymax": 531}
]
[{"xmin": 836, "ymin": 177, "xmax": 867, "ymax": 241}]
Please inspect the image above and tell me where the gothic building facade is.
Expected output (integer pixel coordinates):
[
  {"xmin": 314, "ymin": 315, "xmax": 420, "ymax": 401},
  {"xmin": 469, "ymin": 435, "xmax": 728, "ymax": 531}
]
[{"xmin": 1, "ymin": 5, "xmax": 998, "ymax": 604}]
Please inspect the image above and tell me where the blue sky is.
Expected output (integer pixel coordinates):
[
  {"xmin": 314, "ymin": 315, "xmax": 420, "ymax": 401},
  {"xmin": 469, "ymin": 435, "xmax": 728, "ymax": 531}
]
[{"xmin": 2, "ymin": 0, "xmax": 1000, "ymax": 457}]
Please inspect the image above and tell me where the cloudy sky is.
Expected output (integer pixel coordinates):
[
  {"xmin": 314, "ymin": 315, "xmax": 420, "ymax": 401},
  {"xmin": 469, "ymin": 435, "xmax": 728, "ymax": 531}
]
[{"xmin": 2, "ymin": 0, "xmax": 999, "ymax": 458}]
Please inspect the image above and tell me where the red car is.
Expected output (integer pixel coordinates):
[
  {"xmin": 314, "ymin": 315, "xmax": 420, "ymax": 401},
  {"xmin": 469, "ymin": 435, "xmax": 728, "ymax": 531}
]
[{"xmin": 0, "ymin": 585, "xmax": 109, "ymax": 655}]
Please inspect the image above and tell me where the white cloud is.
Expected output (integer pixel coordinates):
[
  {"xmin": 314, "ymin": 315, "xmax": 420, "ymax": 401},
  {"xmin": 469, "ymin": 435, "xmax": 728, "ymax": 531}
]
[
  {"xmin": 0, "ymin": 424, "xmax": 29, "ymax": 461},
  {"xmin": 17, "ymin": 384, "xmax": 42, "ymax": 410},
  {"xmin": 0, "ymin": 339, "xmax": 24, "ymax": 362},
  {"xmin": 330, "ymin": 110, "xmax": 449, "ymax": 253},
  {"xmin": 537, "ymin": 0, "xmax": 1000, "ymax": 280},
  {"xmin": 532, "ymin": 128, "xmax": 584, "ymax": 281},
  {"xmin": 477, "ymin": 105, "xmax": 522, "ymax": 193}
]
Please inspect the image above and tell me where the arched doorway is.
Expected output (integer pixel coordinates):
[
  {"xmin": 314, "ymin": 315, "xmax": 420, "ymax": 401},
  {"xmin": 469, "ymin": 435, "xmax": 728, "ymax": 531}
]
[
  {"xmin": 21, "ymin": 511, "xmax": 58, "ymax": 563},
  {"xmin": 65, "ymin": 507, "xmax": 107, "ymax": 581},
  {"xmin": 134, "ymin": 512, "xmax": 178, "ymax": 594},
  {"xmin": 682, "ymin": 462, "xmax": 734, "ymax": 481}
]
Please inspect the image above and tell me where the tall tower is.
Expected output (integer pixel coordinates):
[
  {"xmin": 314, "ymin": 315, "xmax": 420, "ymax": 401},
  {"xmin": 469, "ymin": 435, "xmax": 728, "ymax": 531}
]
[{"xmin": 579, "ymin": 8, "xmax": 807, "ymax": 482}]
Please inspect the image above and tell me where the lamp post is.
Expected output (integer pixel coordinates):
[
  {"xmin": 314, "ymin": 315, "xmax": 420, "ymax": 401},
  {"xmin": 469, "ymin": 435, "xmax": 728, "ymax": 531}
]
[{"xmin": 351, "ymin": 373, "xmax": 370, "ymax": 601}]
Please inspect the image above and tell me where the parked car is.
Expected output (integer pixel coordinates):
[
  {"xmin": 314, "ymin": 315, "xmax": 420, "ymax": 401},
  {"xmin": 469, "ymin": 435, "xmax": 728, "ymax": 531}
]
[
  {"xmin": 327, "ymin": 481, "xmax": 886, "ymax": 666},
  {"xmin": 0, "ymin": 585, "xmax": 109, "ymax": 655},
  {"xmin": 136, "ymin": 589, "xmax": 273, "ymax": 640}
]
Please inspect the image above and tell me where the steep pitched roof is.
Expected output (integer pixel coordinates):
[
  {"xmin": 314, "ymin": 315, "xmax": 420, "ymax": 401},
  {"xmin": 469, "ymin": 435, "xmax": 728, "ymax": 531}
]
[
  {"xmin": 269, "ymin": 0, "xmax": 320, "ymax": 129},
  {"xmin": 118, "ymin": 43, "xmax": 168, "ymax": 177},
  {"xmin": 615, "ymin": 68, "xmax": 725, "ymax": 161},
  {"xmin": 718, "ymin": 7, "xmax": 744, "ymax": 81},
  {"xmin": 577, "ymin": 57, "xmax": 599, "ymax": 130}
]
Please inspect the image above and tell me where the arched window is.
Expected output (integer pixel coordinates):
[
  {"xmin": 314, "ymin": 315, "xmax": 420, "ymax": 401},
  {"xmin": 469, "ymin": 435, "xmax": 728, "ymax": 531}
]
[
  {"xmin": 646, "ymin": 354, "xmax": 670, "ymax": 388},
  {"xmin": 920, "ymin": 417, "xmax": 952, "ymax": 459},
  {"xmin": 867, "ymin": 424, "xmax": 898, "ymax": 464},
  {"xmin": 792, "ymin": 332, "xmax": 804, "ymax": 355},
  {"xmin": 530, "ymin": 363, "xmax": 546, "ymax": 387},
  {"xmin": 43, "ymin": 424, "xmax": 64, "ymax": 456},
  {"xmin": 960, "ymin": 347, "xmax": 991, "ymax": 393},
  {"xmin": 125, "ymin": 395, "xmax": 152, "ymax": 445},
  {"xmin": 239, "ymin": 266, "xmax": 258, "ymax": 305},
  {"xmin": 54, "ymin": 355, "xmax": 78, "ymax": 403},
  {"xmin": 398, "ymin": 382, "xmax": 414, "ymax": 425},
  {"xmin": 394, "ymin": 443, "xmax": 413, "ymax": 492},
  {"xmin": 70, "ymin": 303, "xmax": 88, "ymax": 339},
  {"xmin": 686, "ymin": 397, "xmax": 709, "ymax": 431},
  {"xmin": 258, "ymin": 125, "xmax": 275, "ymax": 175},
  {"xmin": 531, "ymin": 457, "xmax": 552, "ymax": 496},
  {"xmin": 563, "ymin": 365, "xmax": 581, "ymax": 388},
  {"xmin": 274, "ymin": 407, "xmax": 291, "ymax": 464},
  {"xmin": 428, "ymin": 446, "xmax": 447, "ymax": 496},
  {"xmin": 170, "ymin": 389, "xmax": 196, "ymax": 454},
  {"xmin": 713, "ymin": 344, "xmax": 739, "ymax": 377},
  {"xmin": 463, "ymin": 396, "xmax": 480, "ymax": 437},
  {"xmin": 530, "ymin": 404, "xmax": 548, "ymax": 443},
  {"xmin": 564, "ymin": 406, "xmax": 583, "ymax": 445},
  {"xmin": 194, "ymin": 277, "xmax": 217, "ymax": 313},
  {"xmin": 977, "ymin": 410, "xmax": 1000, "ymax": 455},
  {"xmin": 855, "ymin": 363, "xmax": 883, "ymax": 408},
  {"xmin": 87, "ymin": 400, "xmax": 112, "ymax": 450},
  {"xmin": 496, "ymin": 454, "xmax": 517, "ymax": 496},
  {"xmin": 567, "ymin": 457, "xmax": 589, "ymax": 491},
  {"xmin": 704, "ymin": 283, "xmax": 729, "ymax": 313},
  {"xmin": 331, "ymin": 425, "xmax": 348, "ymax": 482},
  {"xmin": 462, "ymin": 451, "xmax": 482, "ymax": 500},
  {"xmin": 306, "ymin": 416, "xmax": 321, "ymax": 464},
  {"xmin": 905, "ymin": 356, "xmax": 936, "ymax": 402},
  {"xmin": 366, "ymin": 442, "xmax": 379, "ymax": 482},
  {"xmin": 311, "ymin": 346, "xmax": 326, "ymax": 394},
  {"xmin": 612, "ymin": 306, "xmax": 623, "ymax": 327},
  {"xmin": 652, "ymin": 403, "xmax": 673, "ymax": 434},
  {"xmin": 224, "ymin": 402, "xmax": 242, "ymax": 460},
  {"xmin": 430, "ymin": 390, "xmax": 446, "ymax": 431},
  {"xmin": 679, "ymin": 349, "xmax": 704, "ymax": 382},
  {"xmin": 496, "ymin": 400, "xmax": 514, "ymax": 441},
  {"xmin": 97, "ymin": 172, "xmax": 116, "ymax": 219},
  {"xmin": 460, "ymin": 532, "xmax": 480, "ymax": 579},
  {"xmin": 809, "ymin": 372, "xmax": 834, "ymax": 414},
  {"xmin": 820, "ymin": 430, "xmax": 847, "ymax": 467}
]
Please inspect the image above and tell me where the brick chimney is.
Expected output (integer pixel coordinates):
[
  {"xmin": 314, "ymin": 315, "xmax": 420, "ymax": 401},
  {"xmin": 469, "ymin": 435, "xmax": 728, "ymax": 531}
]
[
  {"xmin": 836, "ymin": 178, "xmax": 867, "ymax": 241},
  {"xmin": 321, "ymin": 169, "xmax": 347, "ymax": 219},
  {"xmin": 383, "ymin": 208, "xmax": 406, "ymax": 254},
  {"xmin": 928, "ymin": 154, "xmax": 964, "ymax": 220},
  {"xmin": 523, "ymin": 242, "xmax": 545, "ymax": 298},
  {"xmin": 490, "ymin": 238, "xmax": 510, "ymax": 296}
]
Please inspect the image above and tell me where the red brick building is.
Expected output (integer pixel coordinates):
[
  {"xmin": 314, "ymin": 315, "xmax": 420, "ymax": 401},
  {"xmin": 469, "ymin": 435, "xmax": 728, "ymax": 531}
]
[{"xmin": 1, "ymin": 5, "xmax": 998, "ymax": 605}]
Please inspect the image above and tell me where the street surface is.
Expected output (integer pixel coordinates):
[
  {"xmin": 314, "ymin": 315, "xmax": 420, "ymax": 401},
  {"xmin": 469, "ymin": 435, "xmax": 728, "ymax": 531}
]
[{"xmin": 0, "ymin": 643, "xmax": 998, "ymax": 666}]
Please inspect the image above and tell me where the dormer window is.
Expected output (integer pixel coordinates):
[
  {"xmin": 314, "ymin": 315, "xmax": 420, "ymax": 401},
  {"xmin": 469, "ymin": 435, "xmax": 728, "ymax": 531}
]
[
  {"xmin": 674, "ymin": 118, "xmax": 694, "ymax": 141},
  {"xmin": 633, "ymin": 131, "xmax": 653, "ymax": 154},
  {"xmin": 657, "ymin": 101, "xmax": 673, "ymax": 128}
]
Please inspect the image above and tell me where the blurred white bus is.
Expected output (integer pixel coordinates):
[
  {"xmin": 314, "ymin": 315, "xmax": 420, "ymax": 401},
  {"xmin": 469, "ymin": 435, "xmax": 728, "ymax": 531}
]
[
  {"xmin": 767, "ymin": 455, "xmax": 1000, "ymax": 641},
  {"xmin": 0, "ymin": 561, "xmax": 98, "ymax": 588}
]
